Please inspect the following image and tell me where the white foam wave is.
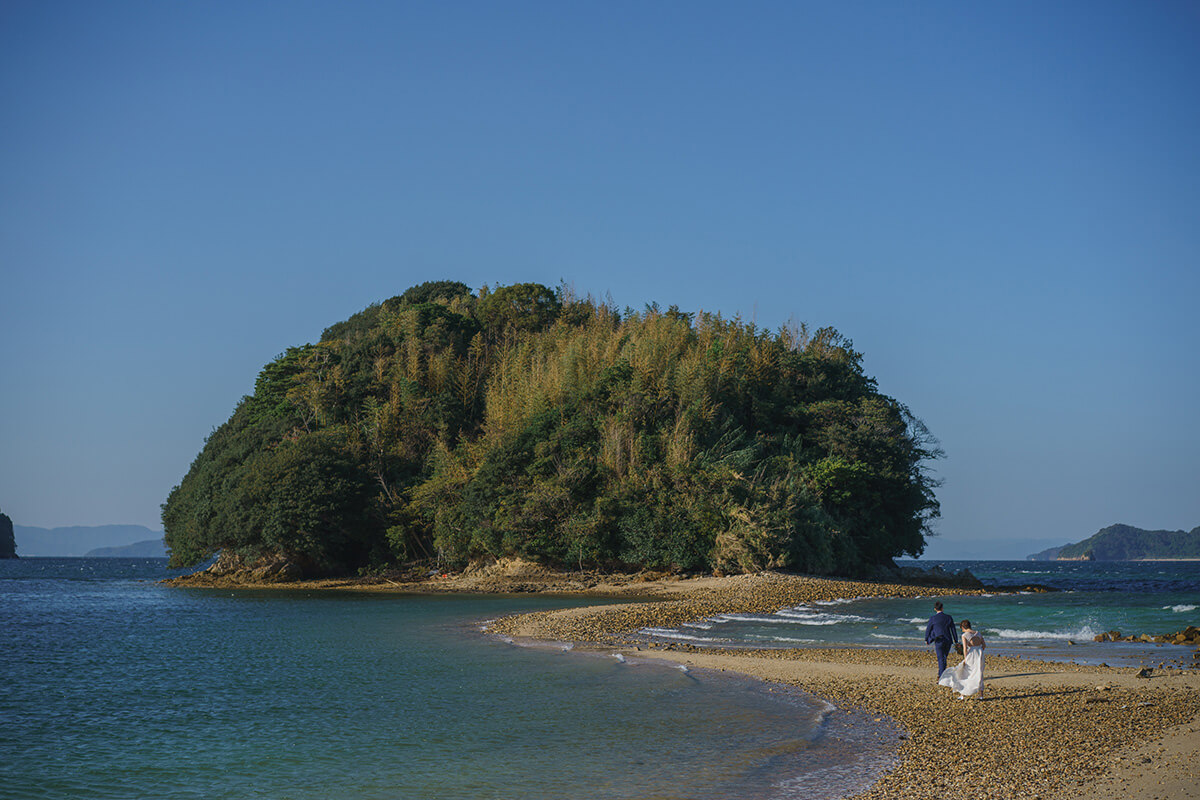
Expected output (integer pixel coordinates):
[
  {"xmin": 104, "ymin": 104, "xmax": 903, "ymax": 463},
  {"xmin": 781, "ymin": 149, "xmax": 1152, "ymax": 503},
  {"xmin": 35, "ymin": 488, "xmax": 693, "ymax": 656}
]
[
  {"xmin": 683, "ymin": 621, "xmax": 714, "ymax": 630},
  {"xmin": 721, "ymin": 611, "xmax": 872, "ymax": 626},
  {"xmin": 900, "ymin": 617, "xmax": 926, "ymax": 624},
  {"xmin": 640, "ymin": 628, "xmax": 710, "ymax": 642},
  {"xmin": 990, "ymin": 626, "xmax": 1099, "ymax": 641},
  {"xmin": 870, "ymin": 633, "xmax": 915, "ymax": 641},
  {"xmin": 776, "ymin": 608, "xmax": 819, "ymax": 618},
  {"xmin": 813, "ymin": 598, "xmax": 858, "ymax": 606},
  {"xmin": 727, "ymin": 614, "xmax": 844, "ymax": 626},
  {"xmin": 1165, "ymin": 604, "xmax": 1197, "ymax": 613}
]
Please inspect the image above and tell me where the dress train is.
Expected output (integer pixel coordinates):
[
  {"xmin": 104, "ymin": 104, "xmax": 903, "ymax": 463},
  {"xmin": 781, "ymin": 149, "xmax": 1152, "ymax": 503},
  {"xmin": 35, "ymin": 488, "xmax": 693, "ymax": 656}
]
[{"xmin": 938, "ymin": 646, "xmax": 984, "ymax": 697}]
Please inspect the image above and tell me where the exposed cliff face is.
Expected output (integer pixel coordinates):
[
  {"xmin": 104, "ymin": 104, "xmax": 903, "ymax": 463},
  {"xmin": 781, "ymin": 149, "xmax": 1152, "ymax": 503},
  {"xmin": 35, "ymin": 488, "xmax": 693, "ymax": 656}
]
[
  {"xmin": 0, "ymin": 509, "xmax": 16, "ymax": 559},
  {"xmin": 170, "ymin": 551, "xmax": 314, "ymax": 585}
]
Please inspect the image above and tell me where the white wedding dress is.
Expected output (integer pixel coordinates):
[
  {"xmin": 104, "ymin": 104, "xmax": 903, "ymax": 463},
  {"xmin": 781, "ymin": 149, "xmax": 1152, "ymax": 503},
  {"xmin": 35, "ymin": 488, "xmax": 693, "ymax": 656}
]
[{"xmin": 938, "ymin": 634, "xmax": 985, "ymax": 697}]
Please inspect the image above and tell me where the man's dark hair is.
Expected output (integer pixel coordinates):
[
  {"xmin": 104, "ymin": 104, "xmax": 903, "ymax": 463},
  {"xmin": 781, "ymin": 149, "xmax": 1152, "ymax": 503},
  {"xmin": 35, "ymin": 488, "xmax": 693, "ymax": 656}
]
[{"xmin": 934, "ymin": 601, "xmax": 944, "ymax": 611}]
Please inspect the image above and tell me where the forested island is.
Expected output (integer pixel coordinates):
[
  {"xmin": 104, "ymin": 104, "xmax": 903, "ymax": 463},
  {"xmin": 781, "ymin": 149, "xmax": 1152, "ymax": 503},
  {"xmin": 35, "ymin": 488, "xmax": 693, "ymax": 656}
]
[
  {"xmin": 1027, "ymin": 524, "xmax": 1200, "ymax": 561},
  {"xmin": 0, "ymin": 508, "xmax": 16, "ymax": 559},
  {"xmin": 163, "ymin": 281, "xmax": 941, "ymax": 579}
]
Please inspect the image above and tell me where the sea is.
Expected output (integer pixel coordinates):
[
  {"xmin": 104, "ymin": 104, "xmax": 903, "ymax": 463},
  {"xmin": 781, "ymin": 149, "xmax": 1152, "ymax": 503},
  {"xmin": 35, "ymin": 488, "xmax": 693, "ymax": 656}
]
[
  {"xmin": 1, "ymin": 558, "xmax": 899, "ymax": 800},
  {"xmin": 639, "ymin": 560, "xmax": 1200, "ymax": 669}
]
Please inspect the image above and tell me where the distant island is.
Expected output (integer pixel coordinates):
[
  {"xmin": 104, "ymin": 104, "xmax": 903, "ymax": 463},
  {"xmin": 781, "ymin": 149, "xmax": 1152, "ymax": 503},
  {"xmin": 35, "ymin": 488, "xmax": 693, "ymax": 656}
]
[
  {"xmin": 1027, "ymin": 524, "xmax": 1200, "ymax": 561},
  {"xmin": 0, "ymin": 508, "xmax": 15, "ymax": 559},
  {"xmin": 163, "ymin": 281, "xmax": 943, "ymax": 580},
  {"xmin": 13, "ymin": 524, "xmax": 166, "ymax": 557},
  {"xmin": 85, "ymin": 539, "xmax": 169, "ymax": 558}
]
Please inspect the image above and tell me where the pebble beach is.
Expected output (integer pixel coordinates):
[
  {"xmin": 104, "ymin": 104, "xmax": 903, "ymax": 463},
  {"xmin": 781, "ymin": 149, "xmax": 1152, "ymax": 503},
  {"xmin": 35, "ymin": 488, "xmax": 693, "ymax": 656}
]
[
  {"xmin": 171, "ymin": 561, "xmax": 1200, "ymax": 799},
  {"xmin": 483, "ymin": 570, "xmax": 1200, "ymax": 800}
]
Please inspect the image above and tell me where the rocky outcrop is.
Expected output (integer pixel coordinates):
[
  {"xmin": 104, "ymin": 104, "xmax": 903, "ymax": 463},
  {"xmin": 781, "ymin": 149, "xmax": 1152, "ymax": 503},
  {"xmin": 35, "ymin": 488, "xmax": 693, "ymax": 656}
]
[
  {"xmin": 1093, "ymin": 626, "xmax": 1200, "ymax": 645},
  {"xmin": 166, "ymin": 551, "xmax": 313, "ymax": 586},
  {"xmin": 985, "ymin": 582, "xmax": 1060, "ymax": 593},
  {"xmin": 888, "ymin": 563, "xmax": 985, "ymax": 589}
]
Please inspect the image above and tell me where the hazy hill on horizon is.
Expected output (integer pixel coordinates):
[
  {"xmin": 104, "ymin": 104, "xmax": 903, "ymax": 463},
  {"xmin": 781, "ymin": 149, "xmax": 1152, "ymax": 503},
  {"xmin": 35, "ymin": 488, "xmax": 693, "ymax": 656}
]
[
  {"xmin": 14, "ymin": 524, "xmax": 165, "ymax": 557},
  {"xmin": 84, "ymin": 539, "xmax": 169, "ymax": 558}
]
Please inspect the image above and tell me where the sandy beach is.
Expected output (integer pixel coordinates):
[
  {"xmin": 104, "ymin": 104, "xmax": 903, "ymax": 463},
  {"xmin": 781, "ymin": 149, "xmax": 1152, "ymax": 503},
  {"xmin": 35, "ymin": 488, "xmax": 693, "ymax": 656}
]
[{"xmin": 170, "ymin": 563, "xmax": 1200, "ymax": 799}]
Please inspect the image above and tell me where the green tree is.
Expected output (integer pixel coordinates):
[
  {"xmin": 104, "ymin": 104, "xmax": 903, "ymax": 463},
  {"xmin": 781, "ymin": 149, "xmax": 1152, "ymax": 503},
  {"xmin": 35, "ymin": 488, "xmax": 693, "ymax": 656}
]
[
  {"xmin": 477, "ymin": 282, "xmax": 561, "ymax": 334},
  {"xmin": 163, "ymin": 280, "xmax": 940, "ymax": 577},
  {"xmin": 0, "ymin": 507, "xmax": 15, "ymax": 559}
]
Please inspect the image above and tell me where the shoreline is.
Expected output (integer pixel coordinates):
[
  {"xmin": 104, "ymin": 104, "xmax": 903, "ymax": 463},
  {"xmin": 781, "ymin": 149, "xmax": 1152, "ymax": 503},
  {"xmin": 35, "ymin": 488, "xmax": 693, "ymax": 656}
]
[
  {"xmin": 481, "ymin": 572, "xmax": 1199, "ymax": 800},
  {"xmin": 166, "ymin": 565, "xmax": 1200, "ymax": 798}
]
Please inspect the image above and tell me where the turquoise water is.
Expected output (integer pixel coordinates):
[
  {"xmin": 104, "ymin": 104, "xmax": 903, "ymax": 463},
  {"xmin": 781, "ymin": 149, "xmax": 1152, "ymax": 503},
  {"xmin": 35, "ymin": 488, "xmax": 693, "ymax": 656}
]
[
  {"xmin": 0, "ymin": 559, "xmax": 898, "ymax": 800},
  {"xmin": 640, "ymin": 561, "xmax": 1200, "ymax": 669}
]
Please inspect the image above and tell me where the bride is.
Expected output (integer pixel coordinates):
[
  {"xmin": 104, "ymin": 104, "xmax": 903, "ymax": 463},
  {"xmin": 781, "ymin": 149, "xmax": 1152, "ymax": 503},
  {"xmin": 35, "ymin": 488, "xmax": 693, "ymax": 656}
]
[{"xmin": 938, "ymin": 620, "xmax": 985, "ymax": 699}]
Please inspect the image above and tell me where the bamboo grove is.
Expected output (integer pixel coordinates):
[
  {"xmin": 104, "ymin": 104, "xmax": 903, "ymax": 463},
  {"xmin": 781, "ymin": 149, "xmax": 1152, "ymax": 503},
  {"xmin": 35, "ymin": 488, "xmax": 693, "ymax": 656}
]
[{"xmin": 162, "ymin": 281, "xmax": 941, "ymax": 576}]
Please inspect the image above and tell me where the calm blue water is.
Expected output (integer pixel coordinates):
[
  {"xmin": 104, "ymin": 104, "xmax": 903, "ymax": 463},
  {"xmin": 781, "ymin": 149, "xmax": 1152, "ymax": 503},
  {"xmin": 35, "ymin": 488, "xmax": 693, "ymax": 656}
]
[
  {"xmin": 0, "ymin": 559, "xmax": 898, "ymax": 800},
  {"xmin": 640, "ymin": 561, "xmax": 1200, "ymax": 668}
]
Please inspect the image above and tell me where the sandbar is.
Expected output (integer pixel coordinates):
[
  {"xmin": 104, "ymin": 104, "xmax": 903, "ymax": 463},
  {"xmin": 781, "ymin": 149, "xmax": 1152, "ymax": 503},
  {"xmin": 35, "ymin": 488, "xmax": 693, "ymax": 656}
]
[{"xmin": 169, "ymin": 563, "xmax": 1200, "ymax": 798}]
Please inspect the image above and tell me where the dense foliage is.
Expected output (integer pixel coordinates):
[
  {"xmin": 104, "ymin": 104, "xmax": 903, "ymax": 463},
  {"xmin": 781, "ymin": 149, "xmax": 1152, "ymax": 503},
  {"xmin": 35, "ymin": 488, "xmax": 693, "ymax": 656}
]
[
  {"xmin": 163, "ymin": 281, "xmax": 941, "ymax": 576},
  {"xmin": 1050, "ymin": 524, "xmax": 1200, "ymax": 561},
  {"xmin": 0, "ymin": 508, "xmax": 14, "ymax": 559}
]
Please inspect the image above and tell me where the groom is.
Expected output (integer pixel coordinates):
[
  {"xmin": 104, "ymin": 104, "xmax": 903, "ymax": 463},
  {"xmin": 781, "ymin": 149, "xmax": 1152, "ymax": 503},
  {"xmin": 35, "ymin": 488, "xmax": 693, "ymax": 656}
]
[{"xmin": 924, "ymin": 601, "xmax": 960, "ymax": 678}]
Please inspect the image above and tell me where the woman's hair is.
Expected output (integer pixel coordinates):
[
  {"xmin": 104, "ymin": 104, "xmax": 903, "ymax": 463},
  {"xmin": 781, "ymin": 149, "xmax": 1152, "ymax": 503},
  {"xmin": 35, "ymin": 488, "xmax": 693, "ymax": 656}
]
[{"xmin": 960, "ymin": 619, "xmax": 972, "ymax": 629}]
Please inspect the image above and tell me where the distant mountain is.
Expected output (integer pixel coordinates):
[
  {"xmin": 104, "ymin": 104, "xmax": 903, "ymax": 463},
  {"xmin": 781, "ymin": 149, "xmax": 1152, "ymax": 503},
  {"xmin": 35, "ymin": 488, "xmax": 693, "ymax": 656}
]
[
  {"xmin": 85, "ymin": 539, "xmax": 168, "ymax": 558},
  {"xmin": 1027, "ymin": 524, "xmax": 1200, "ymax": 561},
  {"xmin": 14, "ymin": 525, "xmax": 165, "ymax": 557}
]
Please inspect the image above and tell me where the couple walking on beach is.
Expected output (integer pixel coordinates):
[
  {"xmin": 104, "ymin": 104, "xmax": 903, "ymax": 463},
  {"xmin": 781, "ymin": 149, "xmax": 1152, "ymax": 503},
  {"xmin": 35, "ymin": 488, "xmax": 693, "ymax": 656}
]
[{"xmin": 925, "ymin": 601, "xmax": 986, "ymax": 699}]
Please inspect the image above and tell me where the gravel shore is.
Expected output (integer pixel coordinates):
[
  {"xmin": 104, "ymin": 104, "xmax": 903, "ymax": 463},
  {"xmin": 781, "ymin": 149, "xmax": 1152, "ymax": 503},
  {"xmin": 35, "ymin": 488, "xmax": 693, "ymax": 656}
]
[
  {"xmin": 169, "ymin": 564, "xmax": 1199, "ymax": 798},
  {"xmin": 486, "ymin": 571, "xmax": 1200, "ymax": 800}
]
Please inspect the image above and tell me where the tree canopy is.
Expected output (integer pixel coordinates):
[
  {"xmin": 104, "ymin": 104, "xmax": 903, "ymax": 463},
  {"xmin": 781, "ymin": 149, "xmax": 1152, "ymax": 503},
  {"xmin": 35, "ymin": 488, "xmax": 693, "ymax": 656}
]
[
  {"xmin": 0, "ymin": 507, "xmax": 15, "ymax": 559},
  {"xmin": 163, "ymin": 282, "xmax": 941, "ymax": 576}
]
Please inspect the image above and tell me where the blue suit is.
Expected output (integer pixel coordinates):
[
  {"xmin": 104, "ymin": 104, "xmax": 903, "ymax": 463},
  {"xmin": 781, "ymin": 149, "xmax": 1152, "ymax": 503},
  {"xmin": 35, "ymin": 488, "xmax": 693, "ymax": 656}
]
[{"xmin": 925, "ymin": 611, "xmax": 960, "ymax": 677}]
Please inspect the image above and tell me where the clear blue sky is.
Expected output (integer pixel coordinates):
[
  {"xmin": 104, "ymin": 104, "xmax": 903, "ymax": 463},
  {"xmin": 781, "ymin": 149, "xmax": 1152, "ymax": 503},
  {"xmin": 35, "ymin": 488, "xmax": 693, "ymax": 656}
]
[{"xmin": 2, "ymin": 1, "xmax": 1197, "ymax": 557}]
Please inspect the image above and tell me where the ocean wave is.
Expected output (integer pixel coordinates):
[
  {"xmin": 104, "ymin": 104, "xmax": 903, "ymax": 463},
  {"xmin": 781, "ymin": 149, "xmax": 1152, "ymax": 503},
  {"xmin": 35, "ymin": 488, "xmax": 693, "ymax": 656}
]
[
  {"xmin": 1164, "ymin": 604, "xmax": 1197, "ymax": 613},
  {"xmin": 813, "ymin": 598, "xmax": 858, "ymax": 606},
  {"xmin": 639, "ymin": 628, "xmax": 711, "ymax": 642},
  {"xmin": 776, "ymin": 609, "xmax": 874, "ymax": 624},
  {"xmin": 989, "ymin": 626, "xmax": 1099, "ymax": 641},
  {"xmin": 775, "ymin": 608, "xmax": 819, "ymax": 618},
  {"xmin": 870, "ymin": 633, "xmax": 915, "ymax": 641},
  {"xmin": 899, "ymin": 617, "xmax": 927, "ymax": 624},
  {"xmin": 719, "ymin": 614, "xmax": 846, "ymax": 626}
]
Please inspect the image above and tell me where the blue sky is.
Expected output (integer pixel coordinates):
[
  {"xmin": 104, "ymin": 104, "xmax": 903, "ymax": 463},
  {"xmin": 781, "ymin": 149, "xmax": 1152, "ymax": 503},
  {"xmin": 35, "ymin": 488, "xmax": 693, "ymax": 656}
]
[{"xmin": 2, "ymin": 1, "xmax": 1197, "ymax": 557}]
